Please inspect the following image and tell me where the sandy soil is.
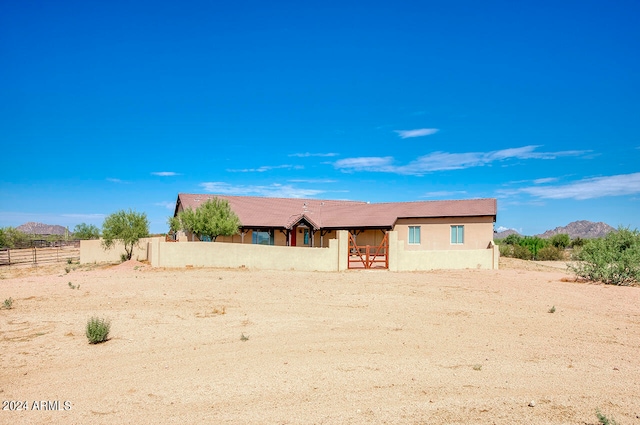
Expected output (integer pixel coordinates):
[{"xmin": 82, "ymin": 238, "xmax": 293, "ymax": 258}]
[{"xmin": 1, "ymin": 259, "xmax": 638, "ymax": 424}]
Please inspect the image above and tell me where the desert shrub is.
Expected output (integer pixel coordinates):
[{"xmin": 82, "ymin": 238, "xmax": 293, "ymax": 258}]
[
  {"xmin": 512, "ymin": 244, "xmax": 533, "ymax": 260},
  {"xmin": 520, "ymin": 236, "xmax": 548, "ymax": 259},
  {"xmin": 3, "ymin": 298, "xmax": 13, "ymax": 309},
  {"xmin": 549, "ymin": 233, "xmax": 571, "ymax": 249},
  {"xmin": 537, "ymin": 246, "xmax": 564, "ymax": 261},
  {"xmin": 502, "ymin": 234, "xmax": 523, "ymax": 246},
  {"xmin": 86, "ymin": 317, "xmax": 111, "ymax": 344},
  {"xmin": 596, "ymin": 409, "xmax": 618, "ymax": 425},
  {"xmin": 570, "ymin": 236, "xmax": 585, "ymax": 248},
  {"xmin": 569, "ymin": 227, "xmax": 640, "ymax": 285},
  {"xmin": 498, "ymin": 244, "xmax": 513, "ymax": 257}
]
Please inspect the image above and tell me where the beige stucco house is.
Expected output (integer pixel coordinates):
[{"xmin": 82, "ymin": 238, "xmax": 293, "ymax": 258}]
[{"xmin": 174, "ymin": 193, "xmax": 497, "ymax": 253}]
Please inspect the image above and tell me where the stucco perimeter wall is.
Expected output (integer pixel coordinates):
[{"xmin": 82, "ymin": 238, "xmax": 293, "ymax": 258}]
[
  {"xmin": 389, "ymin": 235, "xmax": 500, "ymax": 271},
  {"xmin": 148, "ymin": 238, "xmax": 341, "ymax": 272},
  {"xmin": 80, "ymin": 237, "xmax": 159, "ymax": 264}
]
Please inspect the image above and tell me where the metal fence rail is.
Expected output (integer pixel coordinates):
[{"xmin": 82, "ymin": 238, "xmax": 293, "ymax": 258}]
[{"xmin": 0, "ymin": 246, "xmax": 80, "ymax": 266}]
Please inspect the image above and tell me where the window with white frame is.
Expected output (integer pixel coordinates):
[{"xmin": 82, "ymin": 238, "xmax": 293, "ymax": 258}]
[
  {"xmin": 408, "ymin": 226, "xmax": 421, "ymax": 244},
  {"xmin": 450, "ymin": 225, "xmax": 464, "ymax": 244}
]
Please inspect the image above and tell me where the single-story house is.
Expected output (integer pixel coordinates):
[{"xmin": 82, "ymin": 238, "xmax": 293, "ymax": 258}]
[{"xmin": 174, "ymin": 193, "xmax": 497, "ymax": 252}]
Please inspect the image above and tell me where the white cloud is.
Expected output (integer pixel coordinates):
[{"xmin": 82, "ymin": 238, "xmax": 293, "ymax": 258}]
[
  {"xmin": 61, "ymin": 213, "xmax": 106, "ymax": 220},
  {"xmin": 422, "ymin": 190, "xmax": 468, "ymax": 198},
  {"xmin": 288, "ymin": 179, "xmax": 337, "ymax": 183},
  {"xmin": 226, "ymin": 165, "xmax": 303, "ymax": 173},
  {"xmin": 200, "ymin": 182, "xmax": 325, "ymax": 198},
  {"xmin": 532, "ymin": 177, "xmax": 558, "ymax": 184},
  {"xmin": 520, "ymin": 172, "xmax": 640, "ymax": 200},
  {"xmin": 154, "ymin": 202, "xmax": 176, "ymax": 210},
  {"xmin": 107, "ymin": 178, "xmax": 129, "ymax": 184},
  {"xmin": 289, "ymin": 152, "xmax": 339, "ymax": 157},
  {"xmin": 152, "ymin": 171, "xmax": 180, "ymax": 176},
  {"xmin": 394, "ymin": 128, "xmax": 439, "ymax": 139},
  {"xmin": 334, "ymin": 146, "xmax": 590, "ymax": 176},
  {"xmin": 333, "ymin": 156, "xmax": 395, "ymax": 172}
]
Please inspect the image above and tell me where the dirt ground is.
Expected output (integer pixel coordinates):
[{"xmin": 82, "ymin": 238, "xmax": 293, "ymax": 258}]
[{"xmin": 1, "ymin": 259, "xmax": 638, "ymax": 425}]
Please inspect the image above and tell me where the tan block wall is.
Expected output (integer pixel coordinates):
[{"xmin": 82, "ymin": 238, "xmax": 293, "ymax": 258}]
[
  {"xmin": 149, "ymin": 238, "xmax": 339, "ymax": 271},
  {"xmin": 394, "ymin": 216, "xmax": 494, "ymax": 251},
  {"xmin": 80, "ymin": 237, "xmax": 159, "ymax": 263}
]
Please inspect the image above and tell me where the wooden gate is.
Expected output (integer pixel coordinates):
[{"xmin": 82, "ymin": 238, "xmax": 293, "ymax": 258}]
[{"xmin": 348, "ymin": 232, "xmax": 389, "ymax": 269}]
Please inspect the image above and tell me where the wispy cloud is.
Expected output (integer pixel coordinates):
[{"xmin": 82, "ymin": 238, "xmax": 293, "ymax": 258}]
[
  {"xmin": 154, "ymin": 202, "xmax": 176, "ymax": 210},
  {"xmin": 520, "ymin": 172, "xmax": 640, "ymax": 200},
  {"xmin": 61, "ymin": 213, "xmax": 106, "ymax": 220},
  {"xmin": 289, "ymin": 152, "xmax": 339, "ymax": 158},
  {"xmin": 288, "ymin": 179, "xmax": 337, "ymax": 183},
  {"xmin": 333, "ymin": 157, "xmax": 395, "ymax": 173},
  {"xmin": 151, "ymin": 171, "xmax": 180, "ymax": 177},
  {"xmin": 422, "ymin": 190, "xmax": 468, "ymax": 198},
  {"xmin": 334, "ymin": 145, "xmax": 590, "ymax": 176},
  {"xmin": 394, "ymin": 128, "xmax": 439, "ymax": 139},
  {"xmin": 226, "ymin": 165, "xmax": 303, "ymax": 173},
  {"xmin": 532, "ymin": 177, "xmax": 558, "ymax": 184},
  {"xmin": 107, "ymin": 178, "xmax": 129, "ymax": 184},
  {"xmin": 200, "ymin": 182, "xmax": 325, "ymax": 198}
]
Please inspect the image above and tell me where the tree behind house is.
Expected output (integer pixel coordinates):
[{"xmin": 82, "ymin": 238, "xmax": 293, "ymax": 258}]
[
  {"xmin": 73, "ymin": 223, "xmax": 101, "ymax": 240},
  {"xmin": 171, "ymin": 198, "xmax": 240, "ymax": 241},
  {"xmin": 102, "ymin": 210, "xmax": 150, "ymax": 260}
]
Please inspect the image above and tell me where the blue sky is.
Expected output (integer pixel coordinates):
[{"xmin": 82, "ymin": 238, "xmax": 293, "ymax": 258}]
[{"xmin": 1, "ymin": 0, "xmax": 639, "ymax": 235}]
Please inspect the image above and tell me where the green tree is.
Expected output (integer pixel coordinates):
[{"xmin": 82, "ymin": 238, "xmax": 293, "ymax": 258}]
[
  {"xmin": 171, "ymin": 198, "xmax": 241, "ymax": 241},
  {"xmin": 73, "ymin": 223, "xmax": 101, "ymax": 240},
  {"xmin": 502, "ymin": 234, "xmax": 523, "ymax": 246},
  {"xmin": 520, "ymin": 236, "xmax": 548, "ymax": 260},
  {"xmin": 569, "ymin": 226, "xmax": 640, "ymax": 285},
  {"xmin": 101, "ymin": 210, "xmax": 150, "ymax": 260},
  {"xmin": 0, "ymin": 227, "xmax": 30, "ymax": 248},
  {"xmin": 549, "ymin": 233, "xmax": 571, "ymax": 249}
]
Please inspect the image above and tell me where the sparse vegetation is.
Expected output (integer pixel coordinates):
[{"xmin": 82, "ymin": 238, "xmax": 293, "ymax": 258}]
[
  {"xmin": 496, "ymin": 233, "xmax": 579, "ymax": 261},
  {"xmin": 472, "ymin": 364, "xmax": 482, "ymax": 371},
  {"xmin": 548, "ymin": 305, "xmax": 556, "ymax": 313},
  {"xmin": 240, "ymin": 333, "xmax": 249, "ymax": 341},
  {"xmin": 596, "ymin": 409, "xmax": 619, "ymax": 425},
  {"xmin": 3, "ymin": 297, "xmax": 13, "ymax": 309},
  {"xmin": 86, "ymin": 316, "xmax": 111, "ymax": 344},
  {"xmin": 68, "ymin": 282, "xmax": 80, "ymax": 290},
  {"xmin": 569, "ymin": 226, "xmax": 640, "ymax": 286},
  {"xmin": 537, "ymin": 246, "xmax": 564, "ymax": 261}
]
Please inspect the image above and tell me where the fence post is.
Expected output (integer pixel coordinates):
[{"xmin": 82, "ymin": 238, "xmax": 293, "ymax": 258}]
[{"xmin": 33, "ymin": 247, "xmax": 36, "ymax": 264}]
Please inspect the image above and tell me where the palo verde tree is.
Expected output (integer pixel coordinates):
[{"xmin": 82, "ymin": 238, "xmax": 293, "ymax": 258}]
[
  {"xmin": 170, "ymin": 197, "xmax": 241, "ymax": 241},
  {"xmin": 73, "ymin": 223, "xmax": 101, "ymax": 240},
  {"xmin": 569, "ymin": 226, "xmax": 640, "ymax": 286},
  {"xmin": 102, "ymin": 209, "xmax": 150, "ymax": 260}
]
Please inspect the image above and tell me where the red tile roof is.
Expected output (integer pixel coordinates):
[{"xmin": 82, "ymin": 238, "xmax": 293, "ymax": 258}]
[{"xmin": 176, "ymin": 193, "xmax": 497, "ymax": 230}]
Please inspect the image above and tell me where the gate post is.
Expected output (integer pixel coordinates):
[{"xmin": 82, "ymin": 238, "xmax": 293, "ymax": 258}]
[
  {"xmin": 337, "ymin": 230, "xmax": 348, "ymax": 271},
  {"xmin": 387, "ymin": 231, "xmax": 398, "ymax": 271}
]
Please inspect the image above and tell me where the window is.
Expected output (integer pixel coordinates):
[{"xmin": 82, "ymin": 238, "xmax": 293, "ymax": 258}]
[
  {"xmin": 252, "ymin": 230, "xmax": 274, "ymax": 245},
  {"xmin": 451, "ymin": 225, "xmax": 464, "ymax": 244},
  {"xmin": 408, "ymin": 226, "xmax": 421, "ymax": 244}
]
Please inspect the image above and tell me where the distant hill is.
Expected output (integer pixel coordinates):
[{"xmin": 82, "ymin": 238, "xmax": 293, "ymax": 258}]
[
  {"xmin": 494, "ymin": 228, "xmax": 521, "ymax": 239},
  {"xmin": 537, "ymin": 220, "xmax": 615, "ymax": 239},
  {"xmin": 17, "ymin": 222, "xmax": 69, "ymax": 236}
]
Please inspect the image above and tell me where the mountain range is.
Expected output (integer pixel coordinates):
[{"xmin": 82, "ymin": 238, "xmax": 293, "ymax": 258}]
[
  {"xmin": 495, "ymin": 220, "xmax": 616, "ymax": 240},
  {"xmin": 16, "ymin": 222, "xmax": 69, "ymax": 236}
]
